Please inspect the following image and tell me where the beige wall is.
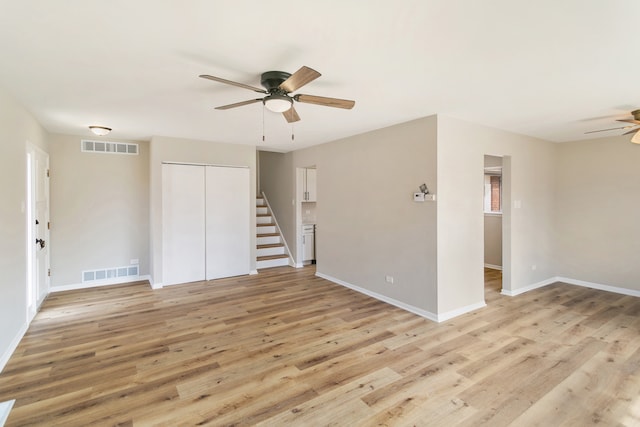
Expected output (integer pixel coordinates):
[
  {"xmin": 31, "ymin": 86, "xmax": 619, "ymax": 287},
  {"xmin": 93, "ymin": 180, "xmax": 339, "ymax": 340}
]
[
  {"xmin": 49, "ymin": 134, "xmax": 150, "ymax": 288},
  {"xmin": 556, "ymin": 136, "xmax": 640, "ymax": 290},
  {"xmin": 437, "ymin": 116, "xmax": 557, "ymax": 313},
  {"xmin": 149, "ymin": 136, "xmax": 257, "ymax": 286},
  {"xmin": 261, "ymin": 116, "xmax": 439, "ymax": 315},
  {"xmin": 0, "ymin": 87, "xmax": 49, "ymax": 369}
]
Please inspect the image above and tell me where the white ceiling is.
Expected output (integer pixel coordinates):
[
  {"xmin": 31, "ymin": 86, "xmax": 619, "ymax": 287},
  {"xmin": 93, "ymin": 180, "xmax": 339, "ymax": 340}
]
[{"xmin": 1, "ymin": 0, "xmax": 639, "ymax": 152}]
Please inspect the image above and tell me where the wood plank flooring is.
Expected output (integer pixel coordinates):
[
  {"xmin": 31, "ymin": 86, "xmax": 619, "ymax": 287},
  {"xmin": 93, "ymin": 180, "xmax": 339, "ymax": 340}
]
[{"xmin": 1, "ymin": 266, "xmax": 639, "ymax": 426}]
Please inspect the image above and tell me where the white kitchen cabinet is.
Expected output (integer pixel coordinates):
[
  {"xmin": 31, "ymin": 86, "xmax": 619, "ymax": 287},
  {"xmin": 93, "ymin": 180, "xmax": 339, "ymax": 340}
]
[
  {"xmin": 302, "ymin": 224, "xmax": 315, "ymax": 262},
  {"xmin": 302, "ymin": 168, "xmax": 317, "ymax": 202}
]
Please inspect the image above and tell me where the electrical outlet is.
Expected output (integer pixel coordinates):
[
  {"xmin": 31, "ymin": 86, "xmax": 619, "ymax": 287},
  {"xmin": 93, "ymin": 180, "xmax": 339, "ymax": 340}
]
[{"xmin": 385, "ymin": 275, "xmax": 394, "ymax": 284}]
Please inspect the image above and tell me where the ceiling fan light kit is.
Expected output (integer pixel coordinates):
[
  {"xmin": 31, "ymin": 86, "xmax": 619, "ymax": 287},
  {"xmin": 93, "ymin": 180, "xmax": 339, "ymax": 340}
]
[
  {"xmin": 263, "ymin": 94, "xmax": 292, "ymax": 113},
  {"xmin": 199, "ymin": 66, "xmax": 355, "ymax": 125},
  {"xmin": 631, "ymin": 130, "xmax": 640, "ymax": 144}
]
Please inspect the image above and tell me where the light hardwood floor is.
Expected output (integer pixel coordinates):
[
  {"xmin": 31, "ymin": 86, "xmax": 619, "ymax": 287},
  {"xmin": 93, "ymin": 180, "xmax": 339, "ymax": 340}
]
[{"xmin": 1, "ymin": 266, "xmax": 639, "ymax": 426}]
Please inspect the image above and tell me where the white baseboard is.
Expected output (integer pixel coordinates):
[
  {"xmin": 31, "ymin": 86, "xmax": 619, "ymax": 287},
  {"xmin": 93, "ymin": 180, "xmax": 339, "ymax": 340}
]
[
  {"xmin": 0, "ymin": 322, "xmax": 28, "ymax": 374},
  {"xmin": 501, "ymin": 276, "xmax": 640, "ymax": 298},
  {"xmin": 316, "ymin": 272, "xmax": 441, "ymax": 322},
  {"xmin": 437, "ymin": 301, "xmax": 487, "ymax": 322},
  {"xmin": 501, "ymin": 276, "xmax": 557, "ymax": 296},
  {"xmin": 484, "ymin": 264, "xmax": 502, "ymax": 271},
  {"xmin": 0, "ymin": 399, "xmax": 15, "ymax": 426},
  {"xmin": 556, "ymin": 277, "xmax": 640, "ymax": 298},
  {"xmin": 50, "ymin": 275, "xmax": 151, "ymax": 293},
  {"xmin": 250, "ymin": 270, "xmax": 258, "ymax": 275}
]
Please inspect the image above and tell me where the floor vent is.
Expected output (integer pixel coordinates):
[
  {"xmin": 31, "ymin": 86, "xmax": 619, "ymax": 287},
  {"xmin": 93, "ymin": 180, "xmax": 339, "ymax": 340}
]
[
  {"xmin": 82, "ymin": 265, "xmax": 139, "ymax": 283},
  {"xmin": 81, "ymin": 139, "xmax": 138, "ymax": 155}
]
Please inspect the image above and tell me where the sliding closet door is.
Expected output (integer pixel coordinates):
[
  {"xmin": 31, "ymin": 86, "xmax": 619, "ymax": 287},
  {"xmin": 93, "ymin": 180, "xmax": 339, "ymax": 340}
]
[
  {"xmin": 162, "ymin": 164, "xmax": 206, "ymax": 286},
  {"xmin": 205, "ymin": 166, "xmax": 250, "ymax": 280}
]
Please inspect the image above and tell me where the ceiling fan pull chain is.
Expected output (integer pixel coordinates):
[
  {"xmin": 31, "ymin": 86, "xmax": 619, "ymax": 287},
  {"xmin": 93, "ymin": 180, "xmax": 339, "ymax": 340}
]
[
  {"xmin": 262, "ymin": 104, "xmax": 266, "ymax": 142},
  {"xmin": 292, "ymin": 122, "xmax": 295, "ymax": 141}
]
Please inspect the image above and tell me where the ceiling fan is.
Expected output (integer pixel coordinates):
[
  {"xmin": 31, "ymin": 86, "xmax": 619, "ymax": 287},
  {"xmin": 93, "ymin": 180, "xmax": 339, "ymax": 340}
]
[
  {"xmin": 585, "ymin": 109, "xmax": 640, "ymax": 143},
  {"xmin": 199, "ymin": 66, "xmax": 355, "ymax": 123}
]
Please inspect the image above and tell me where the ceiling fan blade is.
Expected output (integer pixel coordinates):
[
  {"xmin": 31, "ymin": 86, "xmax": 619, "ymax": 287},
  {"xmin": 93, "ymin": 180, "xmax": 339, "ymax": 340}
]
[
  {"xmin": 623, "ymin": 127, "xmax": 640, "ymax": 135},
  {"xmin": 283, "ymin": 106, "xmax": 301, "ymax": 123},
  {"xmin": 584, "ymin": 125, "xmax": 634, "ymax": 134},
  {"xmin": 215, "ymin": 98, "xmax": 263, "ymax": 110},
  {"xmin": 199, "ymin": 74, "xmax": 267, "ymax": 94},
  {"xmin": 617, "ymin": 118, "xmax": 640, "ymax": 125},
  {"xmin": 295, "ymin": 94, "xmax": 355, "ymax": 109},
  {"xmin": 279, "ymin": 66, "xmax": 321, "ymax": 93}
]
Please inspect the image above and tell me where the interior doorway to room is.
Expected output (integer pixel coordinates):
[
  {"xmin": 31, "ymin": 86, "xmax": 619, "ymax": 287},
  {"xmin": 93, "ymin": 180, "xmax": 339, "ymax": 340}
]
[
  {"xmin": 26, "ymin": 144, "xmax": 50, "ymax": 320},
  {"xmin": 483, "ymin": 155, "xmax": 506, "ymax": 301}
]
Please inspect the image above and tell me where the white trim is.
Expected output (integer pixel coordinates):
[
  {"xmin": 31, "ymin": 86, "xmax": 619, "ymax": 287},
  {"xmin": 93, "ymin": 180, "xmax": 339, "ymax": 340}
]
[
  {"xmin": 437, "ymin": 301, "xmax": 487, "ymax": 323},
  {"xmin": 150, "ymin": 281, "xmax": 163, "ymax": 290},
  {"xmin": 483, "ymin": 212, "xmax": 502, "ymax": 216},
  {"xmin": 0, "ymin": 400, "xmax": 15, "ymax": 426},
  {"xmin": 484, "ymin": 264, "xmax": 502, "ymax": 271},
  {"xmin": 0, "ymin": 322, "xmax": 28, "ymax": 373},
  {"xmin": 250, "ymin": 269, "xmax": 258, "ymax": 275},
  {"xmin": 501, "ymin": 276, "xmax": 557, "ymax": 296},
  {"xmin": 501, "ymin": 276, "xmax": 640, "ymax": 298},
  {"xmin": 316, "ymin": 272, "xmax": 439, "ymax": 322},
  {"xmin": 50, "ymin": 275, "xmax": 151, "ymax": 292},
  {"xmin": 557, "ymin": 277, "xmax": 640, "ymax": 298},
  {"xmin": 161, "ymin": 161, "xmax": 248, "ymax": 169}
]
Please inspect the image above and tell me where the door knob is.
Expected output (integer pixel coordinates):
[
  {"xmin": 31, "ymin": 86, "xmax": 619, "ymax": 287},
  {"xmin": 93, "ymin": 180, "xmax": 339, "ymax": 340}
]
[{"xmin": 36, "ymin": 238, "xmax": 46, "ymax": 249}]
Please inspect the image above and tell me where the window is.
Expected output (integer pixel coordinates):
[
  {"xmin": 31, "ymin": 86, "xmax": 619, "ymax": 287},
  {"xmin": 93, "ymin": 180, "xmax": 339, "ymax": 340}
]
[{"xmin": 484, "ymin": 174, "xmax": 502, "ymax": 213}]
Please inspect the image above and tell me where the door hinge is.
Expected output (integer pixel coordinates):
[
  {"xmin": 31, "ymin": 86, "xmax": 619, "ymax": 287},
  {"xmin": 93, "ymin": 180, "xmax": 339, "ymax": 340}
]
[
  {"xmin": 48, "ymin": 268, "xmax": 51, "ymax": 277},
  {"xmin": 47, "ymin": 221, "xmax": 50, "ymax": 230},
  {"xmin": 46, "ymin": 169, "xmax": 50, "ymax": 178}
]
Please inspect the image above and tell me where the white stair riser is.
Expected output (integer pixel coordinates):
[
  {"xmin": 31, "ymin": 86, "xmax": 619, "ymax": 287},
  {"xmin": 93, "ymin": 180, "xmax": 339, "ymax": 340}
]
[
  {"xmin": 257, "ymin": 216, "xmax": 272, "ymax": 224},
  {"xmin": 257, "ymin": 225, "xmax": 276, "ymax": 234},
  {"xmin": 257, "ymin": 257, "xmax": 289, "ymax": 269},
  {"xmin": 257, "ymin": 206, "xmax": 268, "ymax": 215},
  {"xmin": 256, "ymin": 198, "xmax": 265, "ymax": 207},
  {"xmin": 257, "ymin": 235, "xmax": 281, "ymax": 245},
  {"xmin": 257, "ymin": 246, "xmax": 285, "ymax": 257}
]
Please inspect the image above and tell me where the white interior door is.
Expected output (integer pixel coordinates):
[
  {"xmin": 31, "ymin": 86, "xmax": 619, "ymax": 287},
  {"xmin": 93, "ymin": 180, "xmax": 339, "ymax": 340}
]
[
  {"xmin": 162, "ymin": 164, "xmax": 206, "ymax": 286},
  {"xmin": 26, "ymin": 145, "xmax": 50, "ymax": 319},
  {"xmin": 205, "ymin": 166, "xmax": 250, "ymax": 280}
]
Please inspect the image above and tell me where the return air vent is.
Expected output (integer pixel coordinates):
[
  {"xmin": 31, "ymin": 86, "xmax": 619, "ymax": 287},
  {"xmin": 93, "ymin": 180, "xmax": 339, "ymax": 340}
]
[
  {"xmin": 82, "ymin": 265, "xmax": 139, "ymax": 283},
  {"xmin": 81, "ymin": 140, "xmax": 138, "ymax": 155}
]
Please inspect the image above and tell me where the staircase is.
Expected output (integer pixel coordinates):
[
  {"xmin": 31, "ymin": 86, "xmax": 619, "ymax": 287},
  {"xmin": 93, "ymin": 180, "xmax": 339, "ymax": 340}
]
[{"xmin": 256, "ymin": 195, "xmax": 290, "ymax": 269}]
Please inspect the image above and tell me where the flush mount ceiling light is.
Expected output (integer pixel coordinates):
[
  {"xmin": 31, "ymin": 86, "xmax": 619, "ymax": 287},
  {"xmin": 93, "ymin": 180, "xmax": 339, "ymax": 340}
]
[
  {"xmin": 263, "ymin": 94, "xmax": 293, "ymax": 113},
  {"xmin": 89, "ymin": 126, "xmax": 111, "ymax": 136}
]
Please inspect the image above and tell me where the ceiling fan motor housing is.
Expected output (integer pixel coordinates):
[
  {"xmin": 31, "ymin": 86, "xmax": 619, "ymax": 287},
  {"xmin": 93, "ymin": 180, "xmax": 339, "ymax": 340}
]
[{"xmin": 261, "ymin": 71, "xmax": 292, "ymax": 94}]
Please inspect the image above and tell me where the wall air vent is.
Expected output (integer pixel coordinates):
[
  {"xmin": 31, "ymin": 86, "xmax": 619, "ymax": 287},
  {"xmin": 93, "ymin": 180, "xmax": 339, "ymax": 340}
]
[
  {"xmin": 82, "ymin": 265, "xmax": 139, "ymax": 283},
  {"xmin": 81, "ymin": 140, "xmax": 138, "ymax": 155}
]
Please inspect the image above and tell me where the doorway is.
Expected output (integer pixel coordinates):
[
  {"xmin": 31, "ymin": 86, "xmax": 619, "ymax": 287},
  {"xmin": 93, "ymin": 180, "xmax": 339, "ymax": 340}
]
[
  {"xmin": 483, "ymin": 154, "xmax": 510, "ymax": 300},
  {"xmin": 26, "ymin": 144, "xmax": 50, "ymax": 320}
]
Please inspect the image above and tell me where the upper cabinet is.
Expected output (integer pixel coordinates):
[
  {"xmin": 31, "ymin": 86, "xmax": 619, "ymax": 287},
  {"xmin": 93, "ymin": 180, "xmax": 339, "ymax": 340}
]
[{"xmin": 302, "ymin": 168, "xmax": 317, "ymax": 202}]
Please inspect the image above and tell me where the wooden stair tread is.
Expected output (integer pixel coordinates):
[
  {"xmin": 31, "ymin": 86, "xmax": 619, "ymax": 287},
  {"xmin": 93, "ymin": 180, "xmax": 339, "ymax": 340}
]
[
  {"xmin": 257, "ymin": 243, "xmax": 284, "ymax": 249},
  {"xmin": 257, "ymin": 232, "xmax": 279, "ymax": 237},
  {"xmin": 256, "ymin": 213, "xmax": 271, "ymax": 217},
  {"xmin": 257, "ymin": 223, "xmax": 276, "ymax": 227},
  {"xmin": 257, "ymin": 254, "xmax": 289, "ymax": 261}
]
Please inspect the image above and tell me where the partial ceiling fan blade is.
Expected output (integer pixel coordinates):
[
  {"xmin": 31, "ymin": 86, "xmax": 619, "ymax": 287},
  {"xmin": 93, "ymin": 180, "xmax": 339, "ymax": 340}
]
[
  {"xmin": 215, "ymin": 98, "xmax": 263, "ymax": 110},
  {"xmin": 279, "ymin": 66, "xmax": 321, "ymax": 93},
  {"xmin": 283, "ymin": 106, "xmax": 301, "ymax": 123},
  {"xmin": 295, "ymin": 94, "xmax": 355, "ymax": 109},
  {"xmin": 623, "ymin": 127, "xmax": 640, "ymax": 135},
  {"xmin": 584, "ymin": 125, "xmax": 634, "ymax": 134},
  {"xmin": 617, "ymin": 118, "xmax": 640, "ymax": 125},
  {"xmin": 199, "ymin": 75, "xmax": 267, "ymax": 94}
]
